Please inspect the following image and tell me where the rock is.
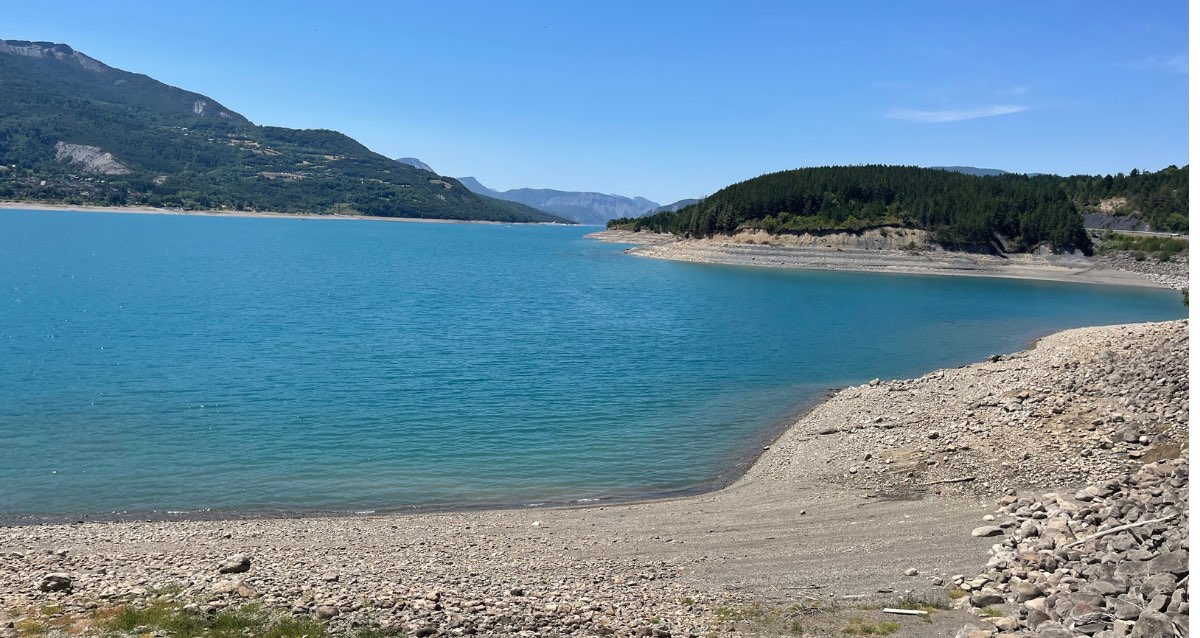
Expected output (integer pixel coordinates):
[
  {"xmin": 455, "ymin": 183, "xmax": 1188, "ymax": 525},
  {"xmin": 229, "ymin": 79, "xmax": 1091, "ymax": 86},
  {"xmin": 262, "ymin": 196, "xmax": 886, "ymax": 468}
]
[
  {"xmin": 1012, "ymin": 580, "xmax": 1043, "ymax": 602},
  {"xmin": 235, "ymin": 583, "xmax": 259, "ymax": 598},
  {"xmin": 1113, "ymin": 599, "xmax": 1143, "ymax": 621},
  {"xmin": 38, "ymin": 573, "xmax": 72, "ymax": 592},
  {"xmin": 314, "ymin": 605, "xmax": 339, "ymax": 619},
  {"xmin": 1130, "ymin": 609, "xmax": 1175, "ymax": 638},
  {"xmin": 904, "ymin": 568, "xmax": 918, "ymax": 576},
  {"xmin": 1026, "ymin": 608, "xmax": 1052, "ymax": 629},
  {"xmin": 1146, "ymin": 550, "xmax": 1188, "ymax": 577},
  {"xmin": 1035, "ymin": 621, "xmax": 1073, "ymax": 638},
  {"xmin": 211, "ymin": 579, "xmax": 240, "ymax": 594},
  {"xmin": 956, "ymin": 624, "xmax": 994, "ymax": 638},
  {"xmin": 972, "ymin": 526, "xmax": 1003, "ymax": 538},
  {"xmin": 970, "ymin": 590, "xmax": 1005, "ymax": 607},
  {"xmin": 217, "ymin": 554, "xmax": 251, "ymax": 574}
]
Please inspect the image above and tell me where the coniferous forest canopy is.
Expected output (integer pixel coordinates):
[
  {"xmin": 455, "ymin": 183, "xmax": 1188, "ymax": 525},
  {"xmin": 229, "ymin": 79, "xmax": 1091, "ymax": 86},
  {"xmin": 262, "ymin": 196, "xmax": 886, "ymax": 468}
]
[
  {"xmin": 0, "ymin": 41, "xmax": 569, "ymax": 223},
  {"xmin": 609, "ymin": 165, "xmax": 1188, "ymax": 252}
]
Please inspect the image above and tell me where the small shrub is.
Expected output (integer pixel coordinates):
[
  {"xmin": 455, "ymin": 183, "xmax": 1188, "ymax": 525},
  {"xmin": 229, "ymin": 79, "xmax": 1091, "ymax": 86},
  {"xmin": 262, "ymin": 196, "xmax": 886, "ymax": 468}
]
[{"xmin": 892, "ymin": 593, "xmax": 951, "ymax": 612}]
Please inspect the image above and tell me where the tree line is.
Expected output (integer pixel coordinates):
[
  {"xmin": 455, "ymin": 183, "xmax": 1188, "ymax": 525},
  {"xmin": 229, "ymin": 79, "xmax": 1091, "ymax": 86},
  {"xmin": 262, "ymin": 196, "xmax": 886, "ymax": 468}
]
[{"xmin": 610, "ymin": 165, "xmax": 1188, "ymax": 252}]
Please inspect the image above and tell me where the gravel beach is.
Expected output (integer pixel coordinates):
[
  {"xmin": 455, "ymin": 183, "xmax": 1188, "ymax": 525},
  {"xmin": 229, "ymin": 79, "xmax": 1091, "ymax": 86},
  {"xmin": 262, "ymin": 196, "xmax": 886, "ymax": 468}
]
[{"xmin": 0, "ymin": 321, "xmax": 1188, "ymax": 637}]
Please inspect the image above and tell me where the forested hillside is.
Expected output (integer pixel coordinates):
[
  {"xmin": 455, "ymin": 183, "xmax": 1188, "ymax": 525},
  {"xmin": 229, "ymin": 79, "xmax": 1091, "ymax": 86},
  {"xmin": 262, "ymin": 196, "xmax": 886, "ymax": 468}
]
[
  {"xmin": 611, "ymin": 166, "xmax": 1091, "ymax": 252},
  {"xmin": 0, "ymin": 40, "xmax": 568, "ymax": 223},
  {"xmin": 1057, "ymin": 166, "xmax": 1188, "ymax": 233}
]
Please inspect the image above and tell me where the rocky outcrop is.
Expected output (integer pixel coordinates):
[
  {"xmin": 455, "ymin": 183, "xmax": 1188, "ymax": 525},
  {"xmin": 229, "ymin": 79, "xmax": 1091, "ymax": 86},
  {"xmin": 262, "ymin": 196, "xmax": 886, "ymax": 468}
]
[
  {"xmin": 1081, "ymin": 213, "xmax": 1151, "ymax": 233},
  {"xmin": 53, "ymin": 142, "xmax": 131, "ymax": 175},
  {"xmin": 0, "ymin": 40, "xmax": 109, "ymax": 73}
]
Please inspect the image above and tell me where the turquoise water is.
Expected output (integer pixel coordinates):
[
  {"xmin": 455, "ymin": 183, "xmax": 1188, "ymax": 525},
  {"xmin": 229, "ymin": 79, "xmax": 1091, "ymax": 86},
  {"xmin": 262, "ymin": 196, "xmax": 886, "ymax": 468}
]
[{"xmin": 0, "ymin": 210, "xmax": 1186, "ymax": 517}]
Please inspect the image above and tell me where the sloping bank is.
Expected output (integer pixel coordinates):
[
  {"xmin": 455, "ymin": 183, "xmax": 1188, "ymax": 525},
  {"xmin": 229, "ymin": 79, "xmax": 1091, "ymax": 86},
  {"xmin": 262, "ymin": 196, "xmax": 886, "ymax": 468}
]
[
  {"xmin": 587, "ymin": 229, "xmax": 1184, "ymax": 289},
  {"xmin": 0, "ymin": 321, "xmax": 1188, "ymax": 638}
]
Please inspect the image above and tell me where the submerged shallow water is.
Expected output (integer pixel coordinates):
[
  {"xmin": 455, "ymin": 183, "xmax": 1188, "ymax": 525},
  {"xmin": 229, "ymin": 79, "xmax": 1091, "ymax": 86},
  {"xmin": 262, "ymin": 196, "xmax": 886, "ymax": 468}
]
[{"xmin": 0, "ymin": 210, "xmax": 1186, "ymax": 516}]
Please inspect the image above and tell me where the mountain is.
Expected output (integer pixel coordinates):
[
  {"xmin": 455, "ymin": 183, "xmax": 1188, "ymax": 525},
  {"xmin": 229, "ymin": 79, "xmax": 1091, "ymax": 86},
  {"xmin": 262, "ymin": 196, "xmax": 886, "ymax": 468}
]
[
  {"xmin": 457, "ymin": 176, "xmax": 659, "ymax": 225},
  {"xmin": 396, "ymin": 157, "xmax": 434, "ymax": 172},
  {"xmin": 931, "ymin": 166, "xmax": 1010, "ymax": 177},
  {"xmin": 457, "ymin": 176, "xmax": 502, "ymax": 198},
  {"xmin": 612, "ymin": 165, "xmax": 1091, "ymax": 252},
  {"xmin": 648, "ymin": 198, "xmax": 699, "ymax": 214},
  {"xmin": 0, "ymin": 40, "xmax": 569, "ymax": 224}
]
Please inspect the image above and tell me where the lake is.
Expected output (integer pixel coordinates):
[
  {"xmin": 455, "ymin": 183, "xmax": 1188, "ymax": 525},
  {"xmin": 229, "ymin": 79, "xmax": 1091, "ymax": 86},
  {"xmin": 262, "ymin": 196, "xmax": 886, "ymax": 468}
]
[{"xmin": 0, "ymin": 210, "xmax": 1186, "ymax": 517}]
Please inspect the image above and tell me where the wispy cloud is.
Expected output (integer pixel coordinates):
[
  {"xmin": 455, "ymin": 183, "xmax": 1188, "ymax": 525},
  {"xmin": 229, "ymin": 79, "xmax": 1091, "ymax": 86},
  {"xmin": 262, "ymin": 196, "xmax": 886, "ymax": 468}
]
[
  {"xmin": 1118, "ymin": 54, "xmax": 1188, "ymax": 74},
  {"xmin": 885, "ymin": 104, "xmax": 1028, "ymax": 123}
]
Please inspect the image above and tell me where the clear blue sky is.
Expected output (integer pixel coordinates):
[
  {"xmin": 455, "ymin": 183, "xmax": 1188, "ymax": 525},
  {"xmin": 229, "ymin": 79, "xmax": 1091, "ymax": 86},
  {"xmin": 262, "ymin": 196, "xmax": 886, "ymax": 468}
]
[{"xmin": 5, "ymin": 1, "xmax": 1189, "ymax": 204}]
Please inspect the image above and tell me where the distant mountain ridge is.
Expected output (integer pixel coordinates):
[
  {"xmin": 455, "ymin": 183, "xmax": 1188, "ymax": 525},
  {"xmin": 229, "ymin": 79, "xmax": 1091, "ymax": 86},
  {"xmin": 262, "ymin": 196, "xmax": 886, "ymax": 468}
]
[
  {"xmin": 456, "ymin": 175, "xmax": 660, "ymax": 225},
  {"xmin": 0, "ymin": 39, "xmax": 568, "ymax": 223},
  {"xmin": 396, "ymin": 157, "xmax": 434, "ymax": 172},
  {"xmin": 931, "ymin": 166, "xmax": 1010, "ymax": 177},
  {"xmin": 649, "ymin": 198, "xmax": 699, "ymax": 214}
]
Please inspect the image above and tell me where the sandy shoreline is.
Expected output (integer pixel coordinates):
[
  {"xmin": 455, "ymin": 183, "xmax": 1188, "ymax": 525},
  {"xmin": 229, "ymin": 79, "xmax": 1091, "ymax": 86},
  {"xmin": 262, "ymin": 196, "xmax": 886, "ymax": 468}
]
[
  {"xmin": 0, "ymin": 201, "xmax": 573, "ymax": 226},
  {"xmin": 587, "ymin": 229, "xmax": 1184, "ymax": 290},
  {"xmin": 0, "ymin": 320, "xmax": 1187, "ymax": 637}
]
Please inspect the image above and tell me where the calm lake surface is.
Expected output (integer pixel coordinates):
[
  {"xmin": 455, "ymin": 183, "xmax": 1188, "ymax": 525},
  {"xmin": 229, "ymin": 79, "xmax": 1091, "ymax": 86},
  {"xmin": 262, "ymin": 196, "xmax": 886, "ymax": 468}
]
[{"xmin": 0, "ymin": 210, "xmax": 1186, "ymax": 516}]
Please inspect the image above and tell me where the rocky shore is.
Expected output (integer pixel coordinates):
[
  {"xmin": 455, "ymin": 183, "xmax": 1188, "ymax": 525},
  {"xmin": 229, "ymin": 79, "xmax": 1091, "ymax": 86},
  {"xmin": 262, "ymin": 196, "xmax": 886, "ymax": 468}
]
[
  {"xmin": 952, "ymin": 458, "xmax": 1188, "ymax": 638},
  {"xmin": 1, "ymin": 321, "xmax": 1188, "ymax": 638},
  {"xmin": 1095, "ymin": 252, "xmax": 1189, "ymax": 290},
  {"xmin": 586, "ymin": 230, "xmax": 1186, "ymax": 290}
]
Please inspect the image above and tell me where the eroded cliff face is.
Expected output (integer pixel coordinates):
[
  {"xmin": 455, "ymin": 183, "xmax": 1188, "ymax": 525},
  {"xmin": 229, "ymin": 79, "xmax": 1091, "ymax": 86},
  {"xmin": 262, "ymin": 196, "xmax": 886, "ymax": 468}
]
[
  {"xmin": 53, "ymin": 142, "xmax": 131, "ymax": 175},
  {"xmin": 722, "ymin": 227, "xmax": 936, "ymax": 251}
]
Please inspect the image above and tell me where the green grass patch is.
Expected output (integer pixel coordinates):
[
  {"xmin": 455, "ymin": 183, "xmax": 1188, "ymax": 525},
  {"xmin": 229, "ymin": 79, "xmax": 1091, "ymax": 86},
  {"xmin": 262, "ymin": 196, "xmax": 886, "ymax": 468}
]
[
  {"xmin": 946, "ymin": 586, "xmax": 967, "ymax": 600},
  {"xmin": 843, "ymin": 615, "xmax": 901, "ymax": 635},
  {"xmin": 979, "ymin": 607, "xmax": 1003, "ymax": 618},
  {"xmin": 892, "ymin": 593, "xmax": 951, "ymax": 613},
  {"xmin": 102, "ymin": 601, "xmax": 330, "ymax": 638},
  {"xmin": 1097, "ymin": 232, "xmax": 1188, "ymax": 261}
]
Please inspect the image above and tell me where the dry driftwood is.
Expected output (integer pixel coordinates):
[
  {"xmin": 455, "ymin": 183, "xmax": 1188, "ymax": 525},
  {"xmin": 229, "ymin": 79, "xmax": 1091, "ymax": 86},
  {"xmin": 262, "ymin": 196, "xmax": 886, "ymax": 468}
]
[
  {"xmin": 1065, "ymin": 514, "xmax": 1178, "ymax": 548},
  {"xmin": 882, "ymin": 608, "xmax": 929, "ymax": 616},
  {"xmin": 919, "ymin": 476, "xmax": 975, "ymax": 486}
]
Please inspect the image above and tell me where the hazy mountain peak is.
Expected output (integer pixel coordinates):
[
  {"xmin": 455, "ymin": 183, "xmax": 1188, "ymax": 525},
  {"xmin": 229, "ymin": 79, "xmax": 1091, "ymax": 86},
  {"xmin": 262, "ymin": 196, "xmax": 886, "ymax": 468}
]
[
  {"xmin": 396, "ymin": 157, "xmax": 434, "ymax": 172},
  {"xmin": 456, "ymin": 177, "xmax": 661, "ymax": 225}
]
